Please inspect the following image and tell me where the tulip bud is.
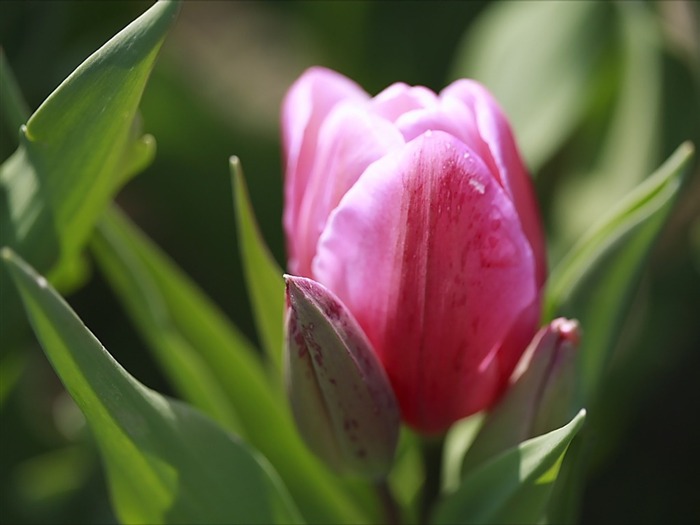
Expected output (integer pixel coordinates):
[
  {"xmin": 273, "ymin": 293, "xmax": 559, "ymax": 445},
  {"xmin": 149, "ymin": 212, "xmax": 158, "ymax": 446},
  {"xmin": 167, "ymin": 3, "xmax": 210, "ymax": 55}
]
[
  {"xmin": 284, "ymin": 275, "xmax": 400, "ymax": 479},
  {"xmin": 282, "ymin": 68, "xmax": 547, "ymax": 433},
  {"xmin": 460, "ymin": 318, "xmax": 581, "ymax": 473}
]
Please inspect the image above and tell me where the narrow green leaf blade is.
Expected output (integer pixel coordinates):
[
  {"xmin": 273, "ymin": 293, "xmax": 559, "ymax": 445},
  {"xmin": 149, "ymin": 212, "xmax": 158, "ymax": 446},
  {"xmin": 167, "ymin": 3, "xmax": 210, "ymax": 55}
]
[
  {"xmin": 1, "ymin": 247, "xmax": 302, "ymax": 525},
  {"xmin": 91, "ymin": 206, "xmax": 246, "ymax": 434},
  {"xmin": 545, "ymin": 142, "xmax": 694, "ymax": 400},
  {"xmin": 552, "ymin": 3, "xmax": 664, "ymax": 251},
  {"xmin": 230, "ymin": 157, "xmax": 284, "ymax": 372},
  {"xmin": 433, "ymin": 410, "xmax": 586, "ymax": 524},
  {"xmin": 91, "ymin": 206, "xmax": 371, "ymax": 524}
]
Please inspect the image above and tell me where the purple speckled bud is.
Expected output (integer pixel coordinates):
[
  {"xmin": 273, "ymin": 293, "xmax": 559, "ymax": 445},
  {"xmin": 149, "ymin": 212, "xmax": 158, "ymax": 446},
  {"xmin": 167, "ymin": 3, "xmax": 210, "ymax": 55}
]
[{"xmin": 284, "ymin": 274, "xmax": 400, "ymax": 479}]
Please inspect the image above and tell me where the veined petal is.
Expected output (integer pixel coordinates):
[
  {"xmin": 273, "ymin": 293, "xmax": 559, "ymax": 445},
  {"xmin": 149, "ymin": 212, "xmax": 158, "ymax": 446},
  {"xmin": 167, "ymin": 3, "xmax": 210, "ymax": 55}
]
[
  {"xmin": 441, "ymin": 80, "xmax": 547, "ymax": 286},
  {"xmin": 282, "ymin": 67, "xmax": 368, "ymax": 271},
  {"xmin": 292, "ymin": 101, "xmax": 405, "ymax": 277},
  {"xmin": 313, "ymin": 131, "xmax": 537, "ymax": 433}
]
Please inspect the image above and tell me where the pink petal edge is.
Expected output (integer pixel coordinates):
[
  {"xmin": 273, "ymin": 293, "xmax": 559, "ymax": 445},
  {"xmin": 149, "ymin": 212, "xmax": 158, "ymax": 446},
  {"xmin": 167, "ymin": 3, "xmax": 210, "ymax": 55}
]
[
  {"xmin": 441, "ymin": 79, "xmax": 547, "ymax": 286},
  {"xmin": 282, "ymin": 67, "xmax": 368, "ymax": 273}
]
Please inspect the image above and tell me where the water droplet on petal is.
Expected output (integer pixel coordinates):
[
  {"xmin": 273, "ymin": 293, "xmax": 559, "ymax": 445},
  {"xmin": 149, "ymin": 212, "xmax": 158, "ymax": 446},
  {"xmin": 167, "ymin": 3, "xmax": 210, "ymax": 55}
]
[{"xmin": 468, "ymin": 178, "xmax": 485, "ymax": 195}]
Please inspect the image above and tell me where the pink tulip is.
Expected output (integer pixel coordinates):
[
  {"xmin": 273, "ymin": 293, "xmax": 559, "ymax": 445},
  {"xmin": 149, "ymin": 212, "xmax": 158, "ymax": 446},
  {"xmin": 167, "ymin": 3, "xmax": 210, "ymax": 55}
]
[{"xmin": 282, "ymin": 67, "xmax": 546, "ymax": 434}]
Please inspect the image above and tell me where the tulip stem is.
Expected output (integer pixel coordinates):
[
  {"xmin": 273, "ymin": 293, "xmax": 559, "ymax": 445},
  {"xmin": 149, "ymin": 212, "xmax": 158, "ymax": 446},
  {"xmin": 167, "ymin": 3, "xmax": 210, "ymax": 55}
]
[
  {"xmin": 419, "ymin": 436, "xmax": 444, "ymax": 524},
  {"xmin": 376, "ymin": 479, "xmax": 401, "ymax": 524}
]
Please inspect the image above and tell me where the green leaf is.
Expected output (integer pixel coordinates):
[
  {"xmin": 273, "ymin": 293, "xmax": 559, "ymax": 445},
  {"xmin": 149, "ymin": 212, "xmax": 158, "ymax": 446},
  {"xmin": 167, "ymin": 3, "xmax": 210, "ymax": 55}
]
[
  {"xmin": 450, "ymin": 1, "xmax": 609, "ymax": 171},
  {"xmin": 91, "ymin": 206, "xmax": 247, "ymax": 434},
  {"xmin": 0, "ymin": 350, "xmax": 25, "ymax": 407},
  {"xmin": 0, "ymin": 48, "xmax": 31, "ymax": 139},
  {"xmin": 0, "ymin": 0, "xmax": 178, "ymax": 278},
  {"xmin": 1, "ymin": 247, "xmax": 303, "ymax": 525},
  {"xmin": 0, "ymin": 50, "xmax": 33, "ymax": 357},
  {"xmin": 440, "ymin": 413, "xmax": 484, "ymax": 494},
  {"xmin": 552, "ymin": 2, "xmax": 664, "ymax": 252},
  {"xmin": 14, "ymin": 446, "xmax": 93, "ymax": 506},
  {"xmin": 388, "ymin": 429, "xmax": 425, "ymax": 522},
  {"xmin": 0, "ymin": 0, "xmax": 176, "ymax": 358},
  {"xmin": 90, "ymin": 206, "xmax": 371, "ymax": 524},
  {"xmin": 545, "ymin": 142, "xmax": 694, "ymax": 401},
  {"xmin": 230, "ymin": 157, "xmax": 285, "ymax": 372},
  {"xmin": 432, "ymin": 410, "xmax": 586, "ymax": 525}
]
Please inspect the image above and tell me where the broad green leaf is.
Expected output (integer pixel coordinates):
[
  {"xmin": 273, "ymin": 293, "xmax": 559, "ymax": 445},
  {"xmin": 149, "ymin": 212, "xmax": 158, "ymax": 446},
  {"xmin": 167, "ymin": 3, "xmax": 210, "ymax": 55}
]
[
  {"xmin": 450, "ymin": 1, "xmax": 609, "ymax": 171},
  {"xmin": 0, "ymin": 0, "xmax": 176, "ymax": 358},
  {"xmin": 90, "ymin": 206, "xmax": 372, "ymax": 524},
  {"xmin": 0, "ymin": 0, "xmax": 177, "ymax": 278},
  {"xmin": 230, "ymin": 157, "xmax": 285, "ymax": 372},
  {"xmin": 432, "ymin": 410, "xmax": 586, "ymax": 525},
  {"xmin": 545, "ymin": 142, "xmax": 693, "ymax": 401},
  {"xmin": 1, "ymin": 247, "xmax": 302, "ymax": 525}
]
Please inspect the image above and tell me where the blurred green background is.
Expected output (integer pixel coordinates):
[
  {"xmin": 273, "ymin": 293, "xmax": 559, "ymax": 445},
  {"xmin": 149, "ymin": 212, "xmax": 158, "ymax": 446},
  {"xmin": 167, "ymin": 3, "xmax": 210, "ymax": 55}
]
[{"xmin": 1, "ymin": 1, "xmax": 699, "ymax": 523}]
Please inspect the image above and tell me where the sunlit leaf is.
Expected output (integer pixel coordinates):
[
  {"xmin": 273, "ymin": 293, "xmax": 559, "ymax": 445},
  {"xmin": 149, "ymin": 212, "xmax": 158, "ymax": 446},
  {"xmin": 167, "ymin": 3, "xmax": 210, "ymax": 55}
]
[
  {"xmin": 388, "ymin": 429, "xmax": 425, "ymax": 523},
  {"xmin": 1, "ymin": 247, "xmax": 303, "ymax": 525},
  {"xmin": 545, "ymin": 142, "xmax": 693, "ymax": 401},
  {"xmin": 0, "ymin": 0, "xmax": 178, "ymax": 276},
  {"xmin": 91, "ymin": 206, "xmax": 246, "ymax": 434},
  {"xmin": 0, "ymin": 0, "xmax": 177, "ymax": 356},
  {"xmin": 432, "ymin": 410, "xmax": 586, "ymax": 524},
  {"xmin": 90, "ymin": 206, "xmax": 372, "ymax": 524},
  {"xmin": 440, "ymin": 413, "xmax": 484, "ymax": 494}
]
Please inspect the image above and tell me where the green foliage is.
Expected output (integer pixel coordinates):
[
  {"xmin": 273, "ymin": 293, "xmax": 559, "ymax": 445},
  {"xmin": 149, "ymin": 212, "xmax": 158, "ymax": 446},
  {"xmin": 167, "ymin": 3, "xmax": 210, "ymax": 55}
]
[
  {"xmin": 433, "ymin": 411, "xmax": 586, "ymax": 524},
  {"xmin": 0, "ymin": 49, "xmax": 31, "ymax": 138},
  {"xmin": 1, "ymin": 1, "xmax": 698, "ymax": 523},
  {"xmin": 546, "ymin": 142, "xmax": 693, "ymax": 401},
  {"xmin": 0, "ymin": 0, "xmax": 178, "ymax": 277},
  {"xmin": 541, "ymin": 143, "xmax": 693, "ymax": 522},
  {"xmin": 91, "ymin": 206, "xmax": 371, "ymax": 524},
  {"xmin": 2, "ymin": 247, "xmax": 303, "ymax": 525},
  {"xmin": 231, "ymin": 157, "xmax": 285, "ymax": 373},
  {"xmin": 0, "ymin": 0, "xmax": 178, "ymax": 353},
  {"xmin": 91, "ymin": 207, "xmax": 251, "ymax": 434}
]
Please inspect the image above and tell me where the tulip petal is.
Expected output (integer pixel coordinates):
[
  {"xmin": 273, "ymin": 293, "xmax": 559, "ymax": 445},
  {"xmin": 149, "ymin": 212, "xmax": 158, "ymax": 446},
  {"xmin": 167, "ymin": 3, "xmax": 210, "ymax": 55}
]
[
  {"xmin": 292, "ymin": 101, "xmax": 405, "ymax": 277},
  {"xmin": 370, "ymin": 82, "xmax": 438, "ymax": 122},
  {"xmin": 314, "ymin": 131, "xmax": 537, "ymax": 433},
  {"xmin": 282, "ymin": 67, "xmax": 368, "ymax": 270},
  {"xmin": 392, "ymin": 97, "xmax": 500, "ymax": 180},
  {"xmin": 442, "ymin": 80, "xmax": 547, "ymax": 286}
]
